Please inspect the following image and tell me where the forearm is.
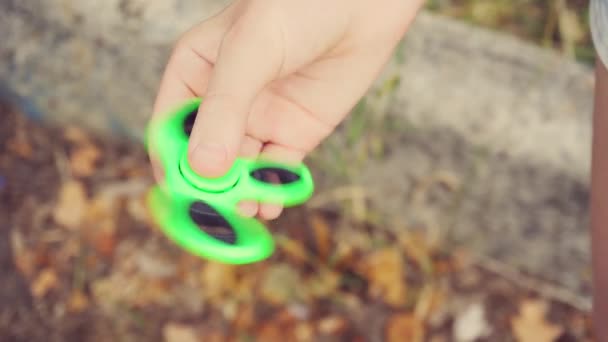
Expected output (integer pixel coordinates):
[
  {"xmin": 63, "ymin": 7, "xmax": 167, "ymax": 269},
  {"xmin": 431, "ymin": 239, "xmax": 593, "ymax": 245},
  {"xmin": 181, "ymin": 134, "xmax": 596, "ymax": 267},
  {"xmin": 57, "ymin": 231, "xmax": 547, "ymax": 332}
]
[{"xmin": 591, "ymin": 59, "xmax": 608, "ymax": 340}]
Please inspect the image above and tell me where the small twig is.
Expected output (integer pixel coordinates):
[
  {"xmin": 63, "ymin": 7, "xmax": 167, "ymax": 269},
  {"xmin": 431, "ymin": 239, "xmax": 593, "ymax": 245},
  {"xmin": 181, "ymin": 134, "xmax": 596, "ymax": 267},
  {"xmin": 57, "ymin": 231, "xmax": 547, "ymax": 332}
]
[{"xmin": 471, "ymin": 255, "xmax": 591, "ymax": 312}]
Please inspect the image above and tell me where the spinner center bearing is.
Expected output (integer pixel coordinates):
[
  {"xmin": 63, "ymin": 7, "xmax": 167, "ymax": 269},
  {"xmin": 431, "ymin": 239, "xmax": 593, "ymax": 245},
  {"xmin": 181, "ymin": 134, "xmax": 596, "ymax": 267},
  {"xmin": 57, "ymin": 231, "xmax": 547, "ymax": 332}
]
[{"xmin": 178, "ymin": 152, "xmax": 243, "ymax": 192}]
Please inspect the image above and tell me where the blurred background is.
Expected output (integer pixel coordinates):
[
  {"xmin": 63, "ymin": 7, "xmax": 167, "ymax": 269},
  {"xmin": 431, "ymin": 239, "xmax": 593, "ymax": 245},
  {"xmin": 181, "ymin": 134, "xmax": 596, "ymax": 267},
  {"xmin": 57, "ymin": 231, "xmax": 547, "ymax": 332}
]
[{"xmin": 0, "ymin": 0, "xmax": 598, "ymax": 341}]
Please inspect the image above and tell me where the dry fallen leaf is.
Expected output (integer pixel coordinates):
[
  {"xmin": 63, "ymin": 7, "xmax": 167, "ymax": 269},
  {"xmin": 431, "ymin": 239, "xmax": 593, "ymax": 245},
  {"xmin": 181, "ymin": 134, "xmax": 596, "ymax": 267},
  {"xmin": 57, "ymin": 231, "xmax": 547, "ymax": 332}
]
[
  {"xmin": 411, "ymin": 170, "xmax": 460, "ymax": 206},
  {"xmin": 232, "ymin": 268, "xmax": 262, "ymax": 302},
  {"xmin": 67, "ymin": 290, "xmax": 89, "ymax": 313},
  {"xmin": 163, "ymin": 322, "xmax": 199, "ymax": 342},
  {"xmin": 6, "ymin": 135, "xmax": 33, "ymax": 158},
  {"xmin": 127, "ymin": 195, "xmax": 149, "ymax": 222},
  {"xmin": 385, "ymin": 312, "xmax": 424, "ymax": 342},
  {"xmin": 433, "ymin": 170, "xmax": 461, "ymax": 192},
  {"xmin": 277, "ymin": 236, "xmax": 310, "ymax": 265},
  {"xmin": 53, "ymin": 180, "xmax": 88, "ymax": 230},
  {"xmin": 257, "ymin": 321, "xmax": 291, "ymax": 342},
  {"xmin": 511, "ymin": 298, "xmax": 563, "ymax": 342},
  {"xmin": 63, "ymin": 125, "xmax": 90, "ymax": 145},
  {"xmin": 329, "ymin": 241, "xmax": 357, "ymax": 269},
  {"xmin": 415, "ymin": 284, "xmax": 444, "ymax": 323},
  {"xmin": 453, "ymin": 302, "xmax": 490, "ymax": 342},
  {"xmin": 359, "ymin": 247, "xmax": 407, "ymax": 307},
  {"xmin": 259, "ymin": 264, "xmax": 303, "ymax": 305},
  {"xmin": 200, "ymin": 330, "xmax": 226, "ymax": 342},
  {"xmin": 69, "ymin": 142, "xmax": 101, "ymax": 177},
  {"xmin": 83, "ymin": 195, "xmax": 118, "ymax": 257},
  {"xmin": 310, "ymin": 213, "xmax": 332, "ymax": 261},
  {"xmin": 400, "ymin": 231, "xmax": 435, "ymax": 276},
  {"xmin": 318, "ymin": 316, "xmax": 347, "ymax": 336},
  {"xmin": 6, "ymin": 115, "xmax": 33, "ymax": 158},
  {"xmin": 31, "ymin": 268, "xmax": 59, "ymax": 298},
  {"xmin": 232, "ymin": 303, "xmax": 255, "ymax": 332},
  {"xmin": 200, "ymin": 261, "xmax": 238, "ymax": 304},
  {"xmin": 11, "ymin": 229, "xmax": 36, "ymax": 279},
  {"xmin": 132, "ymin": 279, "xmax": 173, "ymax": 308},
  {"xmin": 294, "ymin": 322, "xmax": 314, "ymax": 342},
  {"xmin": 557, "ymin": 2, "xmax": 584, "ymax": 56},
  {"xmin": 306, "ymin": 268, "xmax": 340, "ymax": 299},
  {"xmin": 135, "ymin": 250, "xmax": 177, "ymax": 279},
  {"xmin": 94, "ymin": 229, "xmax": 117, "ymax": 258}
]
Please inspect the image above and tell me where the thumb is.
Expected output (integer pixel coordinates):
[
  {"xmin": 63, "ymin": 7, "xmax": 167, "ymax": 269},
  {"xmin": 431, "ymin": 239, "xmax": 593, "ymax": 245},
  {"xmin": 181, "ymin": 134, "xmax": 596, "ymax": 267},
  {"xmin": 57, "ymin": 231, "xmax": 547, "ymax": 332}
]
[{"xmin": 187, "ymin": 19, "xmax": 282, "ymax": 178}]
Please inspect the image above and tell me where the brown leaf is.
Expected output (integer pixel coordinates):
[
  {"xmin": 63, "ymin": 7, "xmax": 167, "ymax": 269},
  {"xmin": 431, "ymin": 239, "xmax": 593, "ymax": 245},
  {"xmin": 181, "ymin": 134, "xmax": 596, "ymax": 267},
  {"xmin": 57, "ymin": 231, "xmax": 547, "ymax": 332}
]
[
  {"xmin": 385, "ymin": 313, "xmax": 424, "ymax": 342},
  {"xmin": 11, "ymin": 230, "xmax": 36, "ymax": 278},
  {"xmin": 85, "ymin": 194, "xmax": 117, "ymax": 221},
  {"xmin": 232, "ymin": 304, "xmax": 255, "ymax": 332},
  {"xmin": 557, "ymin": 3, "xmax": 584, "ymax": 56},
  {"xmin": 277, "ymin": 236, "xmax": 310, "ymax": 265},
  {"xmin": 94, "ymin": 229, "xmax": 117, "ymax": 258},
  {"xmin": 294, "ymin": 322, "xmax": 314, "ymax": 342},
  {"xmin": 69, "ymin": 143, "xmax": 101, "ymax": 177},
  {"xmin": 359, "ymin": 247, "xmax": 407, "ymax": 307},
  {"xmin": 63, "ymin": 125, "xmax": 90, "ymax": 145},
  {"xmin": 275, "ymin": 308, "xmax": 298, "ymax": 326},
  {"xmin": 453, "ymin": 302, "xmax": 490, "ymax": 341},
  {"xmin": 318, "ymin": 316, "xmax": 347, "ymax": 336},
  {"xmin": 415, "ymin": 284, "xmax": 444, "ymax": 322},
  {"xmin": 232, "ymin": 268, "xmax": 261, "ymax": 302},
  {"xmin": 127, "ymin": 195, "xmax": 149, "ymax": 222},
  {"xmin": 256, "ymin": 321, "xmax": 288, "ymax": 342},
  {"xmin": 329, "ymin": 242, "xmax": 358, "ymax": 269},
  {"xmin": 6, "ymin": 135, "xmax": 33, "ymax": 158},
  {"xmin": 53, "ymin": 180, "xmax": 88, "ymax": 230},
  {"xmin": 400, "ymin": 231, "xmax": 435, "ymax": 276},
  {"xmin": 201, "ymin": 330, "xmax": 226, "ymax": 342},
  {"xmin": 83, "ymin": 195, "xmax": 118, "ymax": 257},
  {"xmin": 259, "ymin": 264, "xmax": 304, "ymax": 305},
  {"xmin": 511, "ymin": 299, "xmax": 563, "ymax": 342},
  {"xmin": 306, "ymin": 268, "xmax": 340, "ymax": 299},
  {"xmin": 411, "ymin": 170, "xmax": 460, "ymax": 206},
  {"xmin": 310, "ymin": 213, "xmax": 331, "ymax": 261},
  {"xmin": 163, "ymin": 322, "xmax": 199, "ymax": 342},
  {"xmin": 200, "ymin": 262, "xmax": 238, "ymax": 304},
  {"xmin": 334, "ymin": 293, "xmax": 363, "ymax": 312},
  {"xmin": 31, "ymin": 268, "xmax": 59, "ymax": 298},
  {"xmin": 433, "ymin": 170, "xmax": 461, "ymax": 192},
  {"xmin": 67, "ymin": 290, "xmax": 89, "ymax": 313},
  {"xmin": 132, "ymin": 279, "xmax": 172, "ymax": 308}
]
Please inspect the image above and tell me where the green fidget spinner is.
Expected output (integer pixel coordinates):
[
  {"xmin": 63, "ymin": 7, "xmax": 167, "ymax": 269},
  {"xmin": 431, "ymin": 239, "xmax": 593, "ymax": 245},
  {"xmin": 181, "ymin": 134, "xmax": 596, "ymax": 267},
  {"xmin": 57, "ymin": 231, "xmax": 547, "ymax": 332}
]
[{"xmin": 145, "ymin": 98, "xmax": 314, "ymax": 264}]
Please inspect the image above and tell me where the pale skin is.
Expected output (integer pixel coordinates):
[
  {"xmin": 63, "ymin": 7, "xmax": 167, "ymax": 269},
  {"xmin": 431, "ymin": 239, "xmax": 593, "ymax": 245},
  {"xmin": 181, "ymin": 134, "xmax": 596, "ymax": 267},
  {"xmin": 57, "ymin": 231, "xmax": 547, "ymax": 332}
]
[{"xmin": 150, "ymin": 0, "xmax": 607, "ymax": 338}]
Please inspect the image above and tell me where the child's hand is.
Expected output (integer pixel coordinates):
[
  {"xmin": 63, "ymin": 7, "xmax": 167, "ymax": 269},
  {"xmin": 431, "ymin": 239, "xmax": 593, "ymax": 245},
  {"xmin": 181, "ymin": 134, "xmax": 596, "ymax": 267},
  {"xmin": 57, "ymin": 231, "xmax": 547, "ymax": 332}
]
[{"xmin": 150, "ymin": 0, "xmax": 422, "ymax": 219}]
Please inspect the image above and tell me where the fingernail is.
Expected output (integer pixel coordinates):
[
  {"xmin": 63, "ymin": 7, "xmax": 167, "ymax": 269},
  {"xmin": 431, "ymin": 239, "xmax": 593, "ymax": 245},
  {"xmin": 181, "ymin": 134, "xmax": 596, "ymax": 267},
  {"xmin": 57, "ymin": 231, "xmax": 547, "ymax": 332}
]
[{"xmin": 188, "ymin": 142, "xmax": 228, "ymax": 176}]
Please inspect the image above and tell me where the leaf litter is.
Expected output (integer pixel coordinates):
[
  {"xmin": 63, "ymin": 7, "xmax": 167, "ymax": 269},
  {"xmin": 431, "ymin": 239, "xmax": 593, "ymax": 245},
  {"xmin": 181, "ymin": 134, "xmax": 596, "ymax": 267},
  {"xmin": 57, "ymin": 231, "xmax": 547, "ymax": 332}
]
[{"xmin": 0, "ymin": 102, "xmax": 595, "ymax": 341}]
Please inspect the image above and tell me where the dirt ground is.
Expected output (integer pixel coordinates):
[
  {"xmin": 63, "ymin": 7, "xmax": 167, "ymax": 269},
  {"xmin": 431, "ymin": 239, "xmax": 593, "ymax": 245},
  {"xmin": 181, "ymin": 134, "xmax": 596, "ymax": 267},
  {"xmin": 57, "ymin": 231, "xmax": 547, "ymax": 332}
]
[{"xmin": 0, "ymin": 101, "xmax": 596, "ymax": 341}]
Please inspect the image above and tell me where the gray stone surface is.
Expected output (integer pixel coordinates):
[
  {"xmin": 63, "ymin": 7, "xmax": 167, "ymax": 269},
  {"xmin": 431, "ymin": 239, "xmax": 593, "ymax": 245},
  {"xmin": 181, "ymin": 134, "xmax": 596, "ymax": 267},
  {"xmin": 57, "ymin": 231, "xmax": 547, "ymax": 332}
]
[
  {"xmin": 319, "ymin": 13, "xmax": 594, "ymax": 305},
  {"xmin": 1, "ymin": 0, "xmax": 229, "ymax": 139},
  {"xmin": 0, "ymin": 1, "xmax": 596, "ymax": 305}
]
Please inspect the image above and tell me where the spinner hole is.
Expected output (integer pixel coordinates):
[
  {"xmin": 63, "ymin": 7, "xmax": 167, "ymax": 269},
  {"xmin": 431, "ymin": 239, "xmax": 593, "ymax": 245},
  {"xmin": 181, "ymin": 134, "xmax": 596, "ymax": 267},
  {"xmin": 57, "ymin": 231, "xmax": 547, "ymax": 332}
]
[
  {"xmin": 189, "ymin": 201, "xmax": 236, "ymax": 244},
  {"xmin": 183, "ymin": 108, "xmax": 198, "ymax": 137},
  {"xmin": 251, "ymin": 167, "xmax": 300, "ymax": 184}
]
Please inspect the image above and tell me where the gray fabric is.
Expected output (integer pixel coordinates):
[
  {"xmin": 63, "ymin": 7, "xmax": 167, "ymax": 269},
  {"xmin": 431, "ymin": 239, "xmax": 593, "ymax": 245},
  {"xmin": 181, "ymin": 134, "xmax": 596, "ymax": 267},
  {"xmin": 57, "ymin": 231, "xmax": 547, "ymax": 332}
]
[{"xmin": 591, "ymin": 0, "xmax": 608, "ymax": 67}]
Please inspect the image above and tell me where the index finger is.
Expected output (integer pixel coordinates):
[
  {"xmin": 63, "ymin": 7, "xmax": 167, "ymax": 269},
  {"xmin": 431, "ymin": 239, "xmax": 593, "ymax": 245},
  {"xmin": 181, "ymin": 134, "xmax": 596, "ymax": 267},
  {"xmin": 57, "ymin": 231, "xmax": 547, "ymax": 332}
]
[{"xmin": 151, "ymin": 44, "xmax": 212, "ymax": 118}]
